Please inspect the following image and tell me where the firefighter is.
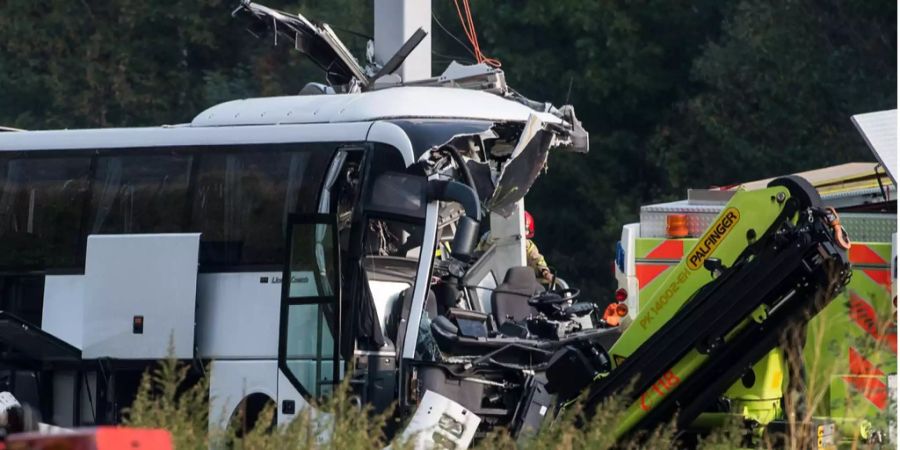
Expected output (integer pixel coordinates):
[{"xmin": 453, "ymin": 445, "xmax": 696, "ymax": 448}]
[{"xmin": 525, "ymin": 211, "xmax": 554, "ymax": 283}]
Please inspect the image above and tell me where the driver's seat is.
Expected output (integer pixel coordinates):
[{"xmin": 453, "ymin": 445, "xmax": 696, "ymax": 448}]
[{"xmin": 491, "ymin": 266, "xmax": 544, "ymax": 325}]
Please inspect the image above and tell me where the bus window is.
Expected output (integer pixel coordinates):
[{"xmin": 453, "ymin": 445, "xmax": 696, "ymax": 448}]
[
  {"xmin": 282, "ymin": 217, "xmax": 340, "ymax": 398},
  {"xmin": 0, "ymin": 157, "xmax": 91, "ymax": 269},
  {"xmin": 90, "ymin": 153, "xmax": 192, "ymax": 235},
  {"xmin": 190, "ymin": 145, "xmax": 332, "ymax": 268},
  {"xmin": 364, "ymin": 218, "xmax": 424, "ymax": 258}
]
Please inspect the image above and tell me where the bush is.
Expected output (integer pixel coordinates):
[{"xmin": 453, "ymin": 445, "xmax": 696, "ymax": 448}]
[{"xmin": 122, "ymin": 355, "xmax": 744, "ymax": 449}]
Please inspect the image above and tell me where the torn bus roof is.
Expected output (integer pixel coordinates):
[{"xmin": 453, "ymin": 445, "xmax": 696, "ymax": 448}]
[
  {"xmin": 190, "ymin": 86, "xmax": 564, "ymax": 127},
  {"xmin": 235, "ymin": 1, "xmax": 369, "ymax": 88}
]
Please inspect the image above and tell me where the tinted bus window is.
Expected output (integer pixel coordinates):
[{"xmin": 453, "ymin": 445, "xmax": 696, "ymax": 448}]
[
  {"xmin": 0, "ymin": 157, "xmax": 91, "ymax": 269},
  {"xmin": 90, "ymin": 153, "xmax": 192, "ymax": 234},
  {"xmin": 191, "ymin": 145, "xmax": 333, "ymax": 268}
]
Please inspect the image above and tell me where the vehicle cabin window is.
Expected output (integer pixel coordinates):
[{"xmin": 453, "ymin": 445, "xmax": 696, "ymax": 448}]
[
  {"xmin": 287, "ymin": 221, "xmax": 337, "ymax": 298},
  {"xmin": 90, "ymin": 153, "xmax": 192, "ymax": 235},
  {"xmin": 0, "ymin": 143, "xmax": 335, "ymax": 272},
  {"xmin": 0, "ymin": 156, "xmax": 91, "ymax": 269},
  {"xmin": 191, "ymin": 146, "xmax": 331, "ymax": 268},
  {"xmin": 361, "ymin": 144, "xmax": 426, "ymax": 259},
  {"xmin": 282, "ymin": 217, "xmax": 342, "ymax": 399}
]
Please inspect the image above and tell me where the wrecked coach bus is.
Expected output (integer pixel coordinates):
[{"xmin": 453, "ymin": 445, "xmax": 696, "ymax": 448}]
[{"xmin": 0, "ymin": 84, "xmax": 593, "ymax": 442}]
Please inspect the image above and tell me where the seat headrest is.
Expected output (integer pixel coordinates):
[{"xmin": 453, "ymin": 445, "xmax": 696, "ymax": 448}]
[
  {"xmin": 433, "ymin": 282, "xmax": 460, "ymax": 309},
  {"xmin": 502, "ymin": 266, "xmax": 543, "ymax": 293}
]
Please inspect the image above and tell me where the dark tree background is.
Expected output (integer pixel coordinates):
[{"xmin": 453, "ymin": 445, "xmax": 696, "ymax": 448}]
[{"xmin": 0, "ymin": 0, "xmax": 895, "ymax": 298}]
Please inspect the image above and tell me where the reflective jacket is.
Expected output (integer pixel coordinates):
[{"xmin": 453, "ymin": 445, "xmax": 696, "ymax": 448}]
[{"xmin": 526, "ymin": 239, "xmax": 549, "ymax": 275}]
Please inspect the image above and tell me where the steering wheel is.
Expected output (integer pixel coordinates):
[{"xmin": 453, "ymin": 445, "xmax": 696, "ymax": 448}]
[
  {"xmin": 528, "ymin": 288, "xmax": 581, "ymax": 307},
  {"xmin": 554, "ymin": 287, "xmax": 580, "ymax": 301}
]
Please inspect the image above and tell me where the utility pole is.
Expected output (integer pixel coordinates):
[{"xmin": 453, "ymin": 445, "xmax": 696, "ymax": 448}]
[{"xmin": 373, "ymin": 0, "xmax": 432, "ymax": 82}]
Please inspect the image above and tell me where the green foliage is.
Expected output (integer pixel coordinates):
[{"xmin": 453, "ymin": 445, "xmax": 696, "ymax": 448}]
[
  {"xmin": 124, "ymin": 355, "xmax": 745, "ymax": 449},
  {"xmin": 652, "ymin": 0, "xmax": 896, "ymax": 190},
  {"xmin": 445, "ymin": 0, "xmax": 732, "ymax": 297},
  {"xmin": 124, "ymin": 355, "xmax": 398, "ymax": 450},
  {"xmin": 0, "ymin": 0, "xmax": 372, "ymax": 128},
  {"xmin": 459, "ymin": 0, "xmax": 894, "ymax": 299},
  {"xmin": 124, "ymin": 352, "xmax": 214, "ymax": 449},
  {"xmin": 0, "ymin": 0, "xmax": 894, "ymax": 299}
]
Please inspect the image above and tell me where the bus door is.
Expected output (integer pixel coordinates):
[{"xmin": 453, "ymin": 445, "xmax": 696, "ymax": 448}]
[{"xmin": 278, "ymin": 214, "xmax": 341, "ymax": 399}]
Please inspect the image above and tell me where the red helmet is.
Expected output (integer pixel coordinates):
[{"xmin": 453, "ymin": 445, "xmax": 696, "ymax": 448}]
[{"xmin": 524, "ymin": 211, "xmax": 535, "ymax": 239}]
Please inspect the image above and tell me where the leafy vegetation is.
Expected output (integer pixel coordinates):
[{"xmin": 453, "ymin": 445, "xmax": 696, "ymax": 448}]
[
  {"xmin": 117, "ymin": 266, "xmax": 880, "ymax": 449},
  {"xmin": 123, "ymin": 354, "xmax": 742, "ymax": 449},
  {"xmin": 123, "ymin": 333, "xmax": 863, "ymax": 450},
  {"xmin": 0, "ymin": 2, "xmax": 893, "ymax": 447},
  {"xmin": 0, "ymin": 0, "xmax": 894, "ymax": 299}
]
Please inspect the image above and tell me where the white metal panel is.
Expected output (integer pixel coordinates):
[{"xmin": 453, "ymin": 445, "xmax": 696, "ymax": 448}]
[
  {"xmin": 621, "ymin": 223, "xmax": 639, "ymax": 277},
  {"xmin": 461, "ymin": 244, "xmax": 500, "ymax": 314},
  {"xmin": 640, "ymin": 200, "xmax": 722, "ymax": 238},
  {"xmin": 889, "ymin": 373, "xmax": 897, "ymax": 444},
  {"xmin": 276, "ymin": 367, "xmax": 312, "ymax": 425},
  {"xmin": 852, "ymin": 109, "xmax": 897, "ymax": 183},
  {"xmin": 368, "ymin": 280, "xmax": 412, "ymax": 335},
  {"xmin": 487, "ymin": 201, "xmax": 527, "ymax": 270},
  {"xmin": 401, "ymin": 201, "xmax": 439, "ymax": 360},
  {"xmin": 195, "ymin": 272, "xmax": 282, "ymax": 359},
  {"xmin": 366, "ymin": 120, "xmax": 415, "ymax": 166},
  {"xmin": 51, "ymin": 371, "xmax": 77, "ymax": 427},
  {"xmin": 459, "ymin": 202, "xmax": 526, "ymax": 316},
  {"xmin": 373, "ymin": 0, "xmax": 431, "ymax": 82},
  {"xmin": 208, "ymin": 359, "xmax": 282, "ymax": 430},
  {"xmin": 42, "ymin": 275, "xmax": 85, "ymax": 349},
  {"xmin": 82, "ymin": 234, "xmax": 199, "ymax": 359},
  {"xmin": 190, "ymin": 87, "xmax": 562, "ymax": 127},
  {"xmin": 400, "ymin": 390, "xmax": 480, "ymax": 450},
  {"xmin": 617, "ymin": 223, "xmax": 641, "ymax": 319},
  {"xmin": 473, "ymin": 272, "xmax": 498, "ymax": 314},
  {"xmin": 624, "ymin": 276, "xmax": 640, "ymax": 320},
  {"xmin": 0, "ymin": 122, "xmax": 371, "ymax": 151},
  {"xmin": 191, "ymin": 95, "xmax": 357, "ymax": 126}
]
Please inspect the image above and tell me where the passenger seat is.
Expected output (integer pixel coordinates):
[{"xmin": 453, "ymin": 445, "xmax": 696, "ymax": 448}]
[{"xmin": 491, "ymin": 266, "xmax": 544, "ymax": 325}]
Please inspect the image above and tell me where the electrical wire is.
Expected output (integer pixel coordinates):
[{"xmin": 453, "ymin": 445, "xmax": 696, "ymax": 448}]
[
  {"xmin": 451, "ymin": 0, "xmax": 501, "ymax": 68},
  {"xmin": 432, "ymin": 12, "xmax": 478, "ymax": 60}
]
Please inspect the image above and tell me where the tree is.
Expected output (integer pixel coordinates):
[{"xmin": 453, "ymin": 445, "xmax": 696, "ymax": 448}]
[
  {"xmin": 0, "ymin": 0, "xmax": 372, "ymax": 128},
  {"xmin": 450, "ymin": 0, "xmax": 729, "ymax": 296},
  {"xmin": 0, "ymin": 0, "xmax": 894, "ymax": 299},
  {"xmin": 652, "ymin": 0, "xmax": 897, "ymax": 190}
]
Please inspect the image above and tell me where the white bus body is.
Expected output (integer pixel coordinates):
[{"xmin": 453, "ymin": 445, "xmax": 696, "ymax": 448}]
[{"xmin": 0, "ymin": 85, "xmax": 588, "ymax": 442}]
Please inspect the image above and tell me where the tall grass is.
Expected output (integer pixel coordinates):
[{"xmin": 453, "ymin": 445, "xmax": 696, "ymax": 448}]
[
  {"xmin": 122, "ymin": 355, "xmax": 745, "ymax": 449},
  {"xmin": 121, "ymin": 345, "xmax": 879, "ymax": 449},
  {"xmin": 122, "ymin": 264, "xmax": 878, "ymax": 449}
]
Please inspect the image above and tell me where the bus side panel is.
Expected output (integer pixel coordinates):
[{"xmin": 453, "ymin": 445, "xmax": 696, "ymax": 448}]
[
  {"xmin": 196, "ymin": 272, "xmax": 283, "ymax": 359},
  {"xmin": 208, "ymin": 360, "xmax": 279, "ymax": 432},
  {"xmin": 277, "ymin": 368, "xmax": 310, "ymax": 425}
]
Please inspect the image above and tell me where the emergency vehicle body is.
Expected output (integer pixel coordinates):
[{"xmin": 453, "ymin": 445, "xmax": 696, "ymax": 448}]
[
  {"xmin": 615, "ymin": 153, "xmax": 897, "ymax": 438},
  {"xmin": 0, "ymin": 82, "xmax": 590, "ymax": 438}
]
